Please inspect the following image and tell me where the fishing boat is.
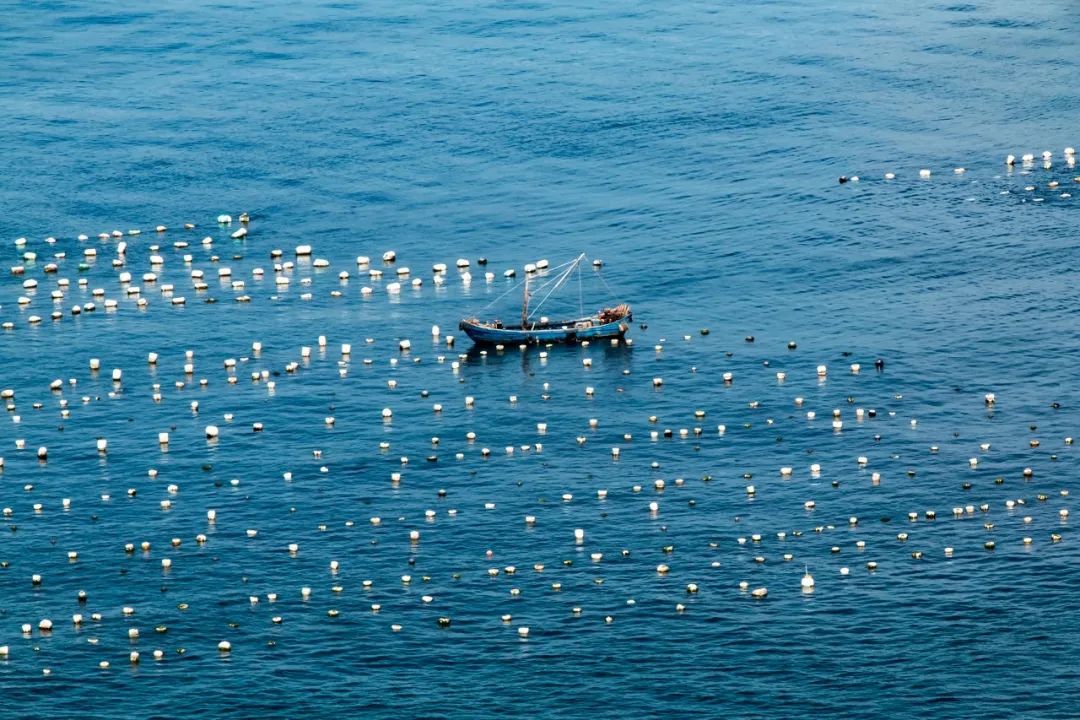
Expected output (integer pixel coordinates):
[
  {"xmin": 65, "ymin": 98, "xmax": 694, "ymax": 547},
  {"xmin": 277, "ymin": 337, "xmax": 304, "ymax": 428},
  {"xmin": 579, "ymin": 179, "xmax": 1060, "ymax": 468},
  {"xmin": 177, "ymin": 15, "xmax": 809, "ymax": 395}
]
[{"xmin": 458, "ymin": 254, "xmax": 632, "ymax": 345}]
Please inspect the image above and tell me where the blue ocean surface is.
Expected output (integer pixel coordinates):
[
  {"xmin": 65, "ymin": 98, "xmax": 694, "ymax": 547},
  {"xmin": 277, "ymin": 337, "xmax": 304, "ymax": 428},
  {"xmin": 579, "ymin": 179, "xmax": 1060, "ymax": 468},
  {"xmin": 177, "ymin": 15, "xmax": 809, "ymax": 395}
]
[{"xmin": 1, "ymin": 1, "xmax": 1078, "ymax": 717}]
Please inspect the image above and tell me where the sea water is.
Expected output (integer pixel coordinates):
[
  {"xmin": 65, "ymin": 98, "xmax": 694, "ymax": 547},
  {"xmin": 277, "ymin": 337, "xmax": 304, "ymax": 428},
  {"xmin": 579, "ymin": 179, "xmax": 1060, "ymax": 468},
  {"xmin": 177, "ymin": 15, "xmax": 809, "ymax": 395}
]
[{"xmin": 0, "ymin": 1, "xmax": 1078, "ymax": 717}]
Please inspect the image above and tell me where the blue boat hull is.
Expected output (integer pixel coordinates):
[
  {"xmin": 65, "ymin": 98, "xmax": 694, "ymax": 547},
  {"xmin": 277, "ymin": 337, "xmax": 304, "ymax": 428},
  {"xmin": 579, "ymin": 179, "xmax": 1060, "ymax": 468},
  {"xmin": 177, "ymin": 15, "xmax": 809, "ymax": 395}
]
[{"xmin": 459, "ymin": 313, "xmax": 631, "ymax": 345}]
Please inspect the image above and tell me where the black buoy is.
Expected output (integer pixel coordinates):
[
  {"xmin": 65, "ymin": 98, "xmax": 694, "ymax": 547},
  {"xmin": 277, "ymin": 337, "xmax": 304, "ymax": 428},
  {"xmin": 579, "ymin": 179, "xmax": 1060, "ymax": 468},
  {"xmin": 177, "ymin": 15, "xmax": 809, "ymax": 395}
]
[
  {"xmin": 745, "ymin": 335, "xmax": 755, "ymax": 343},
  {"xmin": 875, "ymin": 358, "xmax": 885, "ymax": 371},
  {"xmin": 838, "ymin": 176, "xmax": 849, "ymax": 184}
]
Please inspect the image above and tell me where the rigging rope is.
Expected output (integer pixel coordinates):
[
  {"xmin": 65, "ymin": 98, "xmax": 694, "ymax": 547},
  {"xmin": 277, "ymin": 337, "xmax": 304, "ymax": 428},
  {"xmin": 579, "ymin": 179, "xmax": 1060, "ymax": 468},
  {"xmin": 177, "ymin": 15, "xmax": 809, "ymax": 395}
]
[
  {"xmin": 468, "ymin": 253, "xmax": 620, "ymax": 322},
  {"xmin": 594, "ymin": 264, "xmax": 622, "ymax": 307},
  {"xmin": 475, "ymin": 276, "xmax": 527, "ymax": 315},
  {"xmin": 577, "ymin": 261, "xmax": 584, "ymax": 317},
  {"xmin": 477, "ymin": 255, "xmax": 582, "ymax": 315},
  {"xmin": 526, "ymin": 254, "xmax": 585, "ymax": 320}
]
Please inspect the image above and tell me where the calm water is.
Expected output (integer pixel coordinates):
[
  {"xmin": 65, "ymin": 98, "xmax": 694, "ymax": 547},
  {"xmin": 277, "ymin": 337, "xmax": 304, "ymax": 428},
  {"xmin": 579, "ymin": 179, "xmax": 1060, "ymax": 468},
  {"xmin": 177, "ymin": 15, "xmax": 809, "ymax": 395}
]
[{"xmin": 1, "ymin": 1, "xmax": 1078, "ymax": 717}]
